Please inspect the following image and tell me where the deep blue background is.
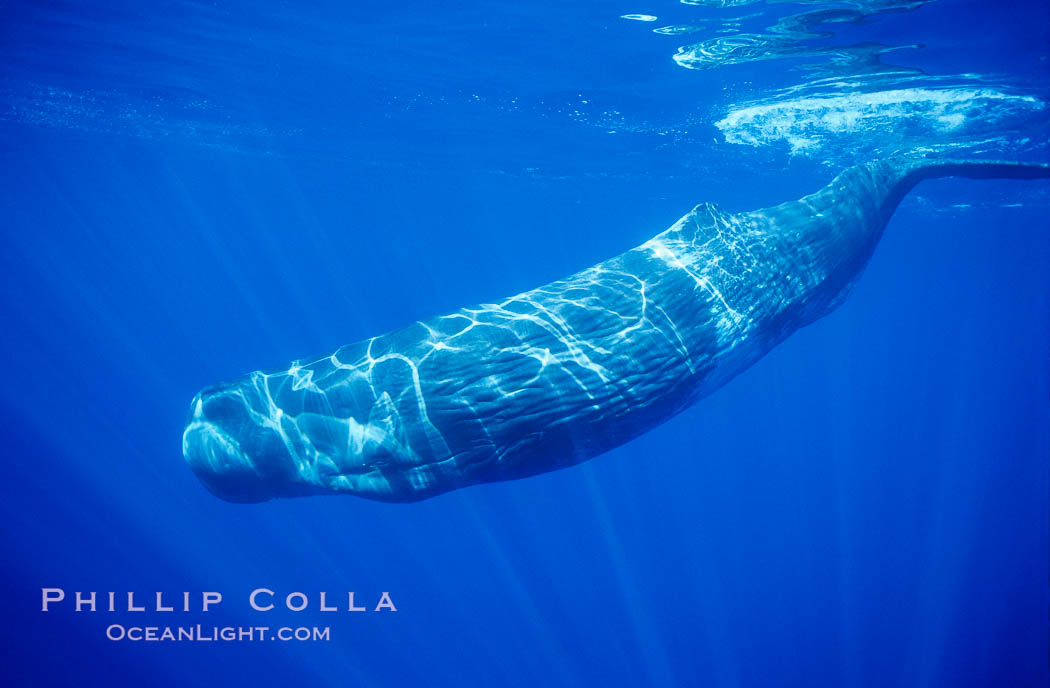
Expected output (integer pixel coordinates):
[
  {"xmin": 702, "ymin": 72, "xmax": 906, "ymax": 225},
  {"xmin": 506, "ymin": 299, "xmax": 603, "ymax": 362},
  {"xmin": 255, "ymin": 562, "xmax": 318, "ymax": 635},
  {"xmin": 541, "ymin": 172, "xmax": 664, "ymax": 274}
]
[{"xmin": 1, "ymin": 1, "xmax": 1047, "ymax": 686}]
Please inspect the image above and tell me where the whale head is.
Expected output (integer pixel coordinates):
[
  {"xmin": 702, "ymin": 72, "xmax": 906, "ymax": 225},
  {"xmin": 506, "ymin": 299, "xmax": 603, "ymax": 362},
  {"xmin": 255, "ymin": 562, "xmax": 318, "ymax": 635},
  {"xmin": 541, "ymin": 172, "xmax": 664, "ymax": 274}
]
[
  {"xmin": 182, "ymin": 372, "xmax": 429, "ymax": 503},
  {"xmin": 182, "ymin": 379, "xmax": 312, "ymax": 503}
]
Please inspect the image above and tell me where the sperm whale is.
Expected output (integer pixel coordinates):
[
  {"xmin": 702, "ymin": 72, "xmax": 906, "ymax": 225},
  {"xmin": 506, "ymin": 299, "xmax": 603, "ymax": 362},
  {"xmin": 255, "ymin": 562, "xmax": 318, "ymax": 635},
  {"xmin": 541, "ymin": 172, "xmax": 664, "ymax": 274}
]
[{"xmin": 183, "ymin": 157, "xmax": 1049, "ymax": 503}]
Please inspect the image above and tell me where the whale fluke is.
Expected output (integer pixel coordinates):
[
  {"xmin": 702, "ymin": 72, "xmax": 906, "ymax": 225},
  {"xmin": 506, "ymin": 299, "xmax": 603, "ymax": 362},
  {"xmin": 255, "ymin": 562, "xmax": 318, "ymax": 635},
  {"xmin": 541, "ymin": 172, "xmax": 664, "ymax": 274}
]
[
  {"xmin": 885, "ymin": 158, "xmax": 1050, "ymax": 214},
  {"xmin": 183, "ymin": 157, "xmax": 1048, "ymax": 503},
  {"xmin": 904, "ymin": 158, "xmax": 1050, "ymax": 182}
]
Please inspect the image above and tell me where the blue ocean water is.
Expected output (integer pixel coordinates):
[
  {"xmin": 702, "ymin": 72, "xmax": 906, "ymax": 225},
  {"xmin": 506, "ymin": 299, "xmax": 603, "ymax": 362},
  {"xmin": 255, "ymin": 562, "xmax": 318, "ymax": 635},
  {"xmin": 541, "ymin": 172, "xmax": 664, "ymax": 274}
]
[{"xmin": 1, "ymin": 0, "xmax": 1047, "ymax": 686}]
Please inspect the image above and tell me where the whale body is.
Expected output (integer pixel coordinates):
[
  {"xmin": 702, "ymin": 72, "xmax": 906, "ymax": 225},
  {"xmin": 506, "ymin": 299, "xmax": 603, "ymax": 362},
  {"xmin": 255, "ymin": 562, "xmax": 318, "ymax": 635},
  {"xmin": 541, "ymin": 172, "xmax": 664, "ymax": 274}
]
[{"xmin": 183, "ymin": 157, "xmax": 1049, "ymax": 503}]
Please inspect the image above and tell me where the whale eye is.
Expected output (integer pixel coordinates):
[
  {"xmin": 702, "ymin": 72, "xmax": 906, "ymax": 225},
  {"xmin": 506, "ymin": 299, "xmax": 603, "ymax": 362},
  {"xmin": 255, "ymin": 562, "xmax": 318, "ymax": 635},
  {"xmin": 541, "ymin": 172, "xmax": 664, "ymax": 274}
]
[
  {"xmin": 363, "ymin": 439, "xmax": 417, "ymax": 469},
  {"xmin": 197, "ymin": 386, "xmax": 245, "ymax": 418},
  {"xmin": 297, "ymin": 412, "xmax": 351, "ymax": 459}
]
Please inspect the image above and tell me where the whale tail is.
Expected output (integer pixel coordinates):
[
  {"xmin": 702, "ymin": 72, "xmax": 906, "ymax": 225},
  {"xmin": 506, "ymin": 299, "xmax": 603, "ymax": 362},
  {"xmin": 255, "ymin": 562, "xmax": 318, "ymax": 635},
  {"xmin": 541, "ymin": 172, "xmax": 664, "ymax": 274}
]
[
  {"xmin": 794, "ymin": 156, "xmax": 1050, "ymax": 228},
  {"xmin": 777, "ymin": 156, "xmax": 1049, "ymax": 326},
  {"xmin": 902, "ymin": 157, "xmax": 1050, "ymax": 182},
  {"xmin": 882, "ymin": 157, "xmax": 1050, "ymax": 212}
]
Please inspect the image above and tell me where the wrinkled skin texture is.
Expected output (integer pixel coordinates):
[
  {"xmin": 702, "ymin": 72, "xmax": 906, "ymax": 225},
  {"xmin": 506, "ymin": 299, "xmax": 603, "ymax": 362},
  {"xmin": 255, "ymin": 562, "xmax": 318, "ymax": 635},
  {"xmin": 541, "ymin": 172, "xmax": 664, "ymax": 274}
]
[{"xmin": 183, "ymin": 158, "xmax": 1048, "ymax": 503}]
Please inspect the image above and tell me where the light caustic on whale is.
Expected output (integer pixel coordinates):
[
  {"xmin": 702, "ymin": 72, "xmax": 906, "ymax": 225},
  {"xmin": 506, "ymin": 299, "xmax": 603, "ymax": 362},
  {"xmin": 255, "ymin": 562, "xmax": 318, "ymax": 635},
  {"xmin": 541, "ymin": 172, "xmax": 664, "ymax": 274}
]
[{"xmin": 183, "ymin": 157, "xmax": 1049, "ymax": 503}]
